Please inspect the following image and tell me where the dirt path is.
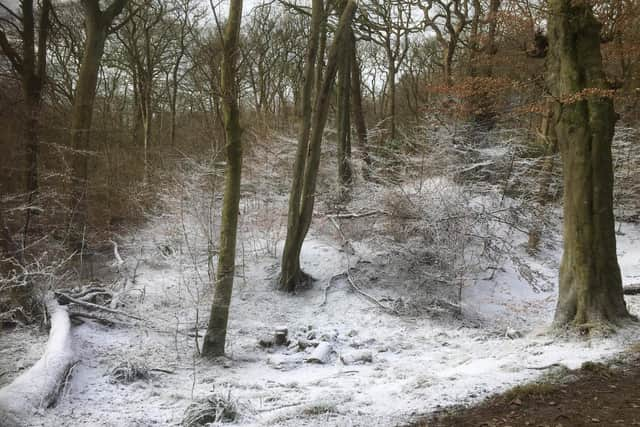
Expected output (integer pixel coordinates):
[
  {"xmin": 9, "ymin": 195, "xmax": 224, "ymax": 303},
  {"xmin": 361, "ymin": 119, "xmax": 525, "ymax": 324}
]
[{"xmin": 415, "ymin": 349, "xmax": 640, "ymax": 427}]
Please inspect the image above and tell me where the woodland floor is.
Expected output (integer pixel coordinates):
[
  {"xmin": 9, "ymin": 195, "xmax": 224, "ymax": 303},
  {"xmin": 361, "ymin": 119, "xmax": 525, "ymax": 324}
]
[
  {"xmin": 417, "ymin": 348, "xmax": 640, "ymax": 427},
  {"xmin": 2, "ymin": 132, "xmax": 640, "ymax": 426}
]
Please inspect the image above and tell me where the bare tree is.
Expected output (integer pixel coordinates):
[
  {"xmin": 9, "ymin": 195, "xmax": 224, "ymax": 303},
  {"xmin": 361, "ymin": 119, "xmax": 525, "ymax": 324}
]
[
  {"xmin": 68, "ymin": 0, "xmax": 129, "ymax": 249},
  {"xmin": 0, "ymin": 0, "xmax": 52, "ymax": 250},
  {"xmin": 202, "ymin": 0, "xmax": 243, "ymax": 358}
]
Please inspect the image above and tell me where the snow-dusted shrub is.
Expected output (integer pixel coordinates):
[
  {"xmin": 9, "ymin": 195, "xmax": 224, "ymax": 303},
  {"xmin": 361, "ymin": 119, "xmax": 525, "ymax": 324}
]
[
  {"xmin": 182, "ymin": 387, "xmax": 239, "ymax": 425},
  {"xmin": 109, "ymin": 359, "xmax": 151, "ymax": 384}
]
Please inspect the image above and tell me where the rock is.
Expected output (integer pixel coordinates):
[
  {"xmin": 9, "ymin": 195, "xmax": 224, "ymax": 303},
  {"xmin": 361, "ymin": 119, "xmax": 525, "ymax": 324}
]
[{"xmin": 340, "ymin": 350, "xmax": 373, "ymax": 365}]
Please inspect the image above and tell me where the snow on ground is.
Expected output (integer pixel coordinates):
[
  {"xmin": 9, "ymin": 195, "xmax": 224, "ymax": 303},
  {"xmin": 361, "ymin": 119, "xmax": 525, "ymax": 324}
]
[
  {"xmin": 3, "ymin": 150, "xmax": 640, "ymax": 426},
  {"xmin": 12, "ymin": 211, "xmax": 639, "ymax": 427}
]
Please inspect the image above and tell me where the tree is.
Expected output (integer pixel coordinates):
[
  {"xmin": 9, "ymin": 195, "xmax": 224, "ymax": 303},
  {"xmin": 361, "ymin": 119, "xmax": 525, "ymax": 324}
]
[
  {"xmin": 548, "ymin": 0, "xmax": 630, "ymax": 329},
  {"xmin": 201, "ymin": 0, "xmax": 244, "ymax": 357},
  {"xmin": 116, "ymin": 0, "xmax": 172, "ymax": 181},
  {"xmin": 336, "ymin": 17, "xmax": 354, "ymax": 190},
  {"xmin": 68, "ymin": 0, "xmax": 128, "ymax": 249},
  {"xmin": 278, "ymin": 0, "xmax": 324, "ymax": 292},
  {"xmin": 279, "ymin": 0, "xmax": 357, "ymax": 292},
  {"xmin": 0, "ymin": 0, "xmax": 52, "ymax": 250},
  {"xmin": 360, "ymin": 0, "xmax": 418, "ymax": 139}
]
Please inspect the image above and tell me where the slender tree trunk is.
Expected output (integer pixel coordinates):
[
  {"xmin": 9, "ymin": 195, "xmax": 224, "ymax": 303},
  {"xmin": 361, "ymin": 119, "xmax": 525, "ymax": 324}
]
[
  {"xmin": 337, "ymin": 29, "xmax": 353, "ymax": 190},
  {"xmin": 202, "ymin": 0, "xmax": 244, "ymax": 358},
  {"xmin": 548, "ymin": 0, "xmax": 630, "ymax": 329},
  {"xmin": 279, "ymin": 1, "xmax": 357, "ymax": 292},
  {"xmin": 279, "ymin": 0, "xmax": 324, "ymax": 292},
  {"xmin": 386, "ymin": 50, "xmax": 396, "ymax": 139},
  {"xmin": 527, "ymin": 102, "xmax": 557, "ymax": 253},
  {"xmin": 350, "ymin": 38, "xmax": 372, "ymax": 180}
]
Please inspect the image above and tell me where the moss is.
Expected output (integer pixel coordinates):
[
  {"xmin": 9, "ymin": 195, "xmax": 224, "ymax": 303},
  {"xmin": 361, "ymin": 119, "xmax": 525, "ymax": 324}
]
[{"xmin": 502, "ymin": 381, "xmax": 558, "ymax": 402}]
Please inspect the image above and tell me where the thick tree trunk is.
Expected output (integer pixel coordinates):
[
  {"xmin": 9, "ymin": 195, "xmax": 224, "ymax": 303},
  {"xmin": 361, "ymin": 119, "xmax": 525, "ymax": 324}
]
[
  {"xmin": 548, "ymin": 0, "xmax": 630, "ymax": 328},
  {"xmin": 68, "ymin": 0, "xmax": 127, "ymax": 249},
  {"xmin": 202, "ymin": 0, "xmax": 244, "ymax": 358},
  {"xmin": 69, "ymin": 21, "xmax": 108, "ymax": 249},
  {"xmin": 0, "ymin": 295, "xmax": 75, "ymax": 425},
  {"xmin": 279, "ymin": 1, "xmax": 357, "ymax": 292}
]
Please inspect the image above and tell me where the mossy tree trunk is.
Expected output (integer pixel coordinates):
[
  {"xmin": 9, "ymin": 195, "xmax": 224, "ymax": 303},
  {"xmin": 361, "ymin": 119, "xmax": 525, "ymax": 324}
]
[
  {"xmin": 69, "ymin": 0, "xmax": 128, "ymax": 250},
  {"xmin": 202, "ymin": 0, "xmax": 244, "ymax": 357},
  {"xmin": 548, "ymin": 0, "xmax": 630, "ymax": 328},
  {"xmin": 279, "ymin": 1, "xmax": 357, "ymax": 292}
]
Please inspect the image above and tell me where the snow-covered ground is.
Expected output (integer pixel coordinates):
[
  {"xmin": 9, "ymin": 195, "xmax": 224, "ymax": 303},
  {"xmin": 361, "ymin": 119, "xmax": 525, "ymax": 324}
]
[
  {"xmin": 2, "ymin": 140, "xmax": 640, "ymax": 426},
  {"xmin": 4, "ymin": 208, "xmax": 638, "ymax": 426}
]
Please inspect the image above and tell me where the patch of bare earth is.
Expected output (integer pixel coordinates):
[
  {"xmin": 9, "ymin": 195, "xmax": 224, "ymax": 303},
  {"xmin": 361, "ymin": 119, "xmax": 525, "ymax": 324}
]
[{"xmin": 414, "ymin": 350, "xmax": 640, "ymax": 427}]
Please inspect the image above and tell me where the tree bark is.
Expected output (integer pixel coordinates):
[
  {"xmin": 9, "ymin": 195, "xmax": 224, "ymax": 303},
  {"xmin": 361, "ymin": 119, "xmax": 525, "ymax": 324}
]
[
  {"xmin": 548, "ymin": 0, "xmax": 630, "ymax": 328},
  {"xmin": 279, "ymin": 1, "xmax": 357, "ymax": 292},
  {"xmin": 349, "ymin": 39, "xmax": 372, "ymax": 180},
  {"xmin": 279, "ymin": 0, "xmax": 324, "ymax": 292},
  {"xmin": 337, "ymin": 28, "xmax": 353, "ymax": 190},
  {"xmin": 202, "ymin": 0, "xmax": 244, "ymax": 358}
]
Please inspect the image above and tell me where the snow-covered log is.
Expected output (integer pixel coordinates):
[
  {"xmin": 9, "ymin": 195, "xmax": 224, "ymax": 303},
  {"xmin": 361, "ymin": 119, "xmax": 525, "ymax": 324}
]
[
  {"xmin": 306, "ymin": 342, "xmax": 332, "ymax": 364},
  {"xmin": 0, "ymin": 294, "xmax": 76, "ymax": 425}
]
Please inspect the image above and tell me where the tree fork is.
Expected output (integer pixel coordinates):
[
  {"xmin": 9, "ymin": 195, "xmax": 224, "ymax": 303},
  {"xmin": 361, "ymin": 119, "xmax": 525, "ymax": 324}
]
[{"xmin": 279, "ymin": 0, "xmax": 357, "ymax": 292}]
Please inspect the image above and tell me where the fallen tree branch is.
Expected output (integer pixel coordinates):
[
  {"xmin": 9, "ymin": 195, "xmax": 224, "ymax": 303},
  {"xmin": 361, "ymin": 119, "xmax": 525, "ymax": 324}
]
[
  {"xmin": 54, "ymin": 291, "xmax": 143, "ymax": 321},
  {"xmin": 0, "ymin": 294, "xmax": 77, "ymax": 425},
  {"xmin": 327, "ymin": 210, "xmax": 383, "ymax": 219}
]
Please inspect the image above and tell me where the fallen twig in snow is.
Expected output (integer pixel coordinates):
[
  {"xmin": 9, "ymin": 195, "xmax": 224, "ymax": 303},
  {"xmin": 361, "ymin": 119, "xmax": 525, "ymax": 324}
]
[
  {"xmin": 327, "ymin": 210, "xmax": 384, "ymax": 219},
  {"xmin": 345, "ymin": 269, "xmax": 399, "ymax": 315},
  {"xmin": 320, "ymin": 272, "xmax": 347, "ymax": 307},
  {"xmin": 0, "ymin": 293, "xmax": 77, "ymax": 425},
  {"xmin": 525, "ymin": 363, "xmax": 564, "ymax": 370}
]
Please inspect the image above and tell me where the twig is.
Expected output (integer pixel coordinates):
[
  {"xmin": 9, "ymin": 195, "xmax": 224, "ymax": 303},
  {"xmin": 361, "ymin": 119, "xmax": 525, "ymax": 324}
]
[
  {"xmin": 320, "ymin": 272, "xmax": 346, "ymax": 307},
  {"xmin": 525, "ymin": 363, "xmax": 563, "ymax": 370},
  {"xmin": 345, "ymin": 268, "xmax": 399, "ymax": 315}
]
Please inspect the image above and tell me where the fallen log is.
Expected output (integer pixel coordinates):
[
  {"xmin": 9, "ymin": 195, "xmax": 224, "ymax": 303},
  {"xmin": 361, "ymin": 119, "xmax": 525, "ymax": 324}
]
[
  {"xmin": 0, "ymin": 294, "xmax": 77, "ymax": 425},
  {"xmin": 306, "ymin": 342, "xmax": 332, "ymax": 364}
]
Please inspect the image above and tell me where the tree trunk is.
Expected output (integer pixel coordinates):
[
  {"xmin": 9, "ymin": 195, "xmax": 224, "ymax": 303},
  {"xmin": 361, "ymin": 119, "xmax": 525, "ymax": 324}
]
[
  {"xmin": 337, "ymin": 29, "xmax": 353, "ymax": 190},
  {"xmin": 279, "ymin": 0, "xmax": 324, "ymax": 292},
  {"xmin": 279, "ymin": 1, "xmax": 357, "ymax": 292},
  {"xmin": 350, "ymin": 39, "xmax": 372, "ymax": 180},
  {"xmin": 527, "ymin": 102, "xmax": 557, "ymax": 253},
  {"xmin": 548, "ymin": 0, "xmax": 630, "ymax": 329},
  {"xmin": 386, "ymin": 51, "xmax": 396, "ymax": 139},
  {"xmin": 69, "ymin": 20, "xmax": 108, "ymax": 249},
  {"xmin": 202, "ymin": 0, "xmax": 244, "ymax": 358}
]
